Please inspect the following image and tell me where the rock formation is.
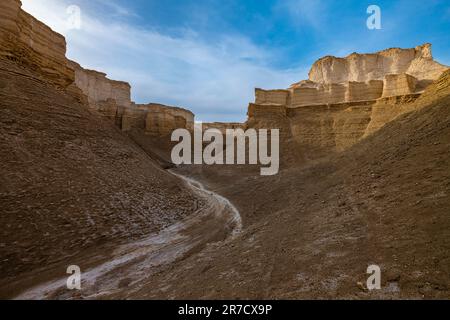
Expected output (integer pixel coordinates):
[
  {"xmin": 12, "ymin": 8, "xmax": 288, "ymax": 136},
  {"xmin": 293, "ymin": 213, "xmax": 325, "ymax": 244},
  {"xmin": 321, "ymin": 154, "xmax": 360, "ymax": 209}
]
[
  {"xmin": 202, "ymin": 122, "xmax": 246, "ymax": 134},
  {"xmin": 247, "ymin": 45, "xmax": 448, "ymax": 162},
  {"xmin": 69, "ymin": 61, "xmax": 131, "ymax": 108},
  {"xmin": 123, "ymin": 103, "xmax": 194, "ymax": 134},
  {"xmin": 68, "ymin": 60, "xmax": 194, "ymax": 134},
  {"xmin": 0, "ymin": 0, "xmax": 193, "ymax": 136},
  {"xmin": 0, "ymin": 0, "xmax": 74, "ymax": 88},
  {"xmin": 257, "ymin": 44, "xmax": 448, "ymax": 108}
]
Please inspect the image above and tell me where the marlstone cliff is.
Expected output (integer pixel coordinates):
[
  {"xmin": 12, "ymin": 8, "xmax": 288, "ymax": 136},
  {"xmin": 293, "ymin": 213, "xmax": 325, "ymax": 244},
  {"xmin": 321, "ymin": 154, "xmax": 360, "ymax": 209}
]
[
  {"xmin": 256, "ymin": 44, "xmax": 447, "ymax": 108},
  {"xmin": 0, "ymin": 0, "xmax": 74, "ymax": 88},
  {"xmin": 0, "ymin": 0, "xmax": 193, "ymax": 136},
  {"xmin": 247, "ymin": 44, "xmax": 448, "ymax": 163},
  {"xmin": 69, "ymin": 61, "xmax": 194, "ymax": 134}
]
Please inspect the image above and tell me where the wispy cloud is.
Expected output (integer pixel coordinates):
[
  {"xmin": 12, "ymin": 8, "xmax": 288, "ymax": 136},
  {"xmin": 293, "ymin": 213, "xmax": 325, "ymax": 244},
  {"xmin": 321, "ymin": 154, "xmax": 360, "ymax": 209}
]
[
  {"xmin": 21, "ymin": 0, "xmax": 306, "ymax": 122},
  {"xmin": 93, "ymin": 0, "xmax": 138, "ymax": 18},
  {"xmin": 276, "ymin": 0, "xmax": 327, "ymax": 31}
]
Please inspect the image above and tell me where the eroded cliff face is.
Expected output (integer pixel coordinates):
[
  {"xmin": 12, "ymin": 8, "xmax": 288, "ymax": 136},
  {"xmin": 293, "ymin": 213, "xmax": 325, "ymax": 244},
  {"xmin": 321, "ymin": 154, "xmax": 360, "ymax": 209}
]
[
  {"xmin": 2, "ymin": 0, "xmax": 448, "ymax": 166},
  {"xmin": 247, "ymin": 44, "xmax": 448, "ymax": 164},
  {"xmin": 0, "ymin": 0, "xmax": 193, "ymax": 136},
  {"xmin": 257, "ymin": 44, "xmax": 448, "ymax": 108},
  {"xmin": 69, "ymin": 60, "xmax": 131, "ymax": 109},
  {"xmin": 308, "ymin": 44, "xmax": 445, "ymax": 84},
  {"xmin": 68, "ymin": 60, "xmax": 195, "ymax": 134},
  {"xmin": 0, "ymin": 0, "xmax": 74, "ymax": 88},
  {"xmin": 122, "ymin": 103, "xmax": 194, "ymax": 134}
]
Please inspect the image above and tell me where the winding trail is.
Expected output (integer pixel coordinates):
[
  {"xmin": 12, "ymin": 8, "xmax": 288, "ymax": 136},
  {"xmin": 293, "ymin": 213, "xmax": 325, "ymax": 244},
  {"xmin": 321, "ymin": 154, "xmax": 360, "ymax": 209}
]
[{"xmin": 15, "ymin": 169, "xmax": 242, "ymax": 300}]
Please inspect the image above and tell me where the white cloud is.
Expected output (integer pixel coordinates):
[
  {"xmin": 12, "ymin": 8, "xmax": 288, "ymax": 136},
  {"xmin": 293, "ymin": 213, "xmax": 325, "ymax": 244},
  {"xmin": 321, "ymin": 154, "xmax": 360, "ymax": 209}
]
[
  {"xmin": 22, "ymin": 0, "xmax": 307, "ymax": 122},
  {"xmin": 277, "ymin": 0, "xmax": 327, "ymax": 31}
]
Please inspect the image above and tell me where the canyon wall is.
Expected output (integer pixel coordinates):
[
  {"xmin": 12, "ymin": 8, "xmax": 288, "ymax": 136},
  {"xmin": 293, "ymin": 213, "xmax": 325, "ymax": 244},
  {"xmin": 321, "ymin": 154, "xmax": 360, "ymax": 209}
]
[
  {"xmin": 247, "ymin": 45, "xmax": 448, "ymax": 163},
  {"xmin": 248, "ymin": 93, "xmax": 422, "ymax": 163},
  {"xmin": 0, "ymin": 0, "xmax": 194, "ymax": 136},
  {"xmin": 69, "ymin": 60, "xmax": 132, "ymax": 110},
  {"xmin": 122, "ymin": 103, "xmax": 194, "ymax": 135},
  {"xmin": 202, "ymin": 122, "xmax": 246, "ymax": 135},
  {"xmin": 3, "ymin": 0, "xmax": 449, "ymax": 166},
  {"xmin": 258, "ymin": 44, "xmax": 448, "ymax": 108},
  {"xmin": 0, "ymin": 0, "xmax": 74, "ymax": 88},
  {"xmin": 308, "ymin": 44, "xmax": 445, "ymax": 84},
  {"xmin": 69, "ymin": 61, "xmax": 195, "ymax": 134}
]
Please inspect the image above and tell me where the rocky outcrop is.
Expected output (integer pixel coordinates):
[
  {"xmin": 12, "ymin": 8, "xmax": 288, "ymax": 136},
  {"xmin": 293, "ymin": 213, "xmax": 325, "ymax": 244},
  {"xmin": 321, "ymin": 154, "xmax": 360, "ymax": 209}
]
[
  {"xmin": 69, "ymin": 60, "xmax": 132, "ymax": 109},
  {"xmin": 245, "ymin": 45, "xmax": 448, "ymax": 163},
  {"xmin": 258, "ymin": 44, "xmax": 447, "ymax": 108},
  {"xmin": 308, "ymin": 44, "xmax": 446, "ymax": 84},
  {"xmin": 68, "ymin": 60, "xmax": 132, "ymax": 126},
  {"xmin": 0, "ymin": 0, "xmax": 74, "ymax": 88},
  {"xmin": 255, "ymin": 89, "xmax": 290, "ymax": 106},
  {"xmin": 382, "ymin": 73, "xmax": 417, "ymax": 98},
  {"xmin": 202, "ymin": 122, "xmax": 246, "ymax": 134},
  {"xmin": 0, "ymin": 0, "xmax": 194, "ymax": 135},
  {"xmin": 122, "ymin": 103, "xmax": 194, "ymax": 135},
  {"xmin": 69, "ymin": 60, "xmax": 195, "ymax": 134}
]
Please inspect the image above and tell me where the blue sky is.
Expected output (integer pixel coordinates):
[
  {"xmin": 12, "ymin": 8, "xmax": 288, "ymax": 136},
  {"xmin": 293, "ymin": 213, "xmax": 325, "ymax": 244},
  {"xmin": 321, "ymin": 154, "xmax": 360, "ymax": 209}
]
[{"xmin": 22, "ymin": 0, "xmax": 450, "ymax": 122}]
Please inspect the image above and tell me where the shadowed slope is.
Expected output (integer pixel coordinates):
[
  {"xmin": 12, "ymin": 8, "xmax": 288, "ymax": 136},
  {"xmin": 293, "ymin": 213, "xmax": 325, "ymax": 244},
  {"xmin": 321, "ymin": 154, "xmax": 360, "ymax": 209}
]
[{"xmin": 0, "ymin": 59, "xmax": 201, "ymax": 298}]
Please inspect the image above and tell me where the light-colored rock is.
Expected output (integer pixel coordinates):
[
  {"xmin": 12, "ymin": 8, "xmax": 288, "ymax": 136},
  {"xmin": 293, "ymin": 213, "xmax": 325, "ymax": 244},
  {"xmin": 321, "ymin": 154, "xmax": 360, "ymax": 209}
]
[
  {"xmin": 0, "ymin": 0, "xmax": 74, "ymax": 88},
  {"xmin": 255, "ymin": 88, "xmax": 290, "ymax": 105},
  {"xmin": 245, "ymin": 44, "xmax": 448, "ymax": 162},
  {"xmin": 122, "ymin": 103, "xmax": 194, "ymax": 135},
  {"xmin": 382, "ymin": 73, "xmax": 417, "ymax": 98},
  {"xmin": 144, "ymin": 104, "xmax": 194, "ymax": 135},
  {"xmin": 346, "ymin": 80, "xmax": 384, "ymax": 102},
  {"xmin": 0, "ymin": 0, "xmax": 195, "ymax": 136},
  {"xmin": 257, "ymin": 44, "xmax": 448, "ymax": 108},
  {"xmin": 69, "ymin": 61, "xmax": 195, "ymax": 133},
  {"xmin": 308, "ymin": 44, "xmax": 446, "ymax": 84},
  {"xmin": 291, "ymin": 83, "xmax": 347, "ymax": 106},
  {"xmin": 202, "ymin": 122, "xmax": 246, "ymax": 135},
  {"xmin": 68, "ymin": 60, "xmax": 132, "ymax": 110}
]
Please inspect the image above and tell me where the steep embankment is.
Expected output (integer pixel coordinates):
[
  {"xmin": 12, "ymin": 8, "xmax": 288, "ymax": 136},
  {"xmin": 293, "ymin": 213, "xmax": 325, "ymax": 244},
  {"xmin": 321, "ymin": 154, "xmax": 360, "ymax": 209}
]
[
  {"xmin": 0, "ymin": 59, "xmax": 201, "ymax": 298},
  {"xmin": 123, "ymin": 71, "xmax": 450, "ymax": 299}
]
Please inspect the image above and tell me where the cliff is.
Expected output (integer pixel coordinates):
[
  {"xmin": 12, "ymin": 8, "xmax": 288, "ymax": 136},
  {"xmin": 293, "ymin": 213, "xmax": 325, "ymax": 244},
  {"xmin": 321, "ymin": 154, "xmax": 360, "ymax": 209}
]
[
  {"xmin": 68, "ymin": 60, "xmax": 195, "ymax": 134},
  {"xmin": 248, "ymin": 45, "xmax": 448, "ymax": 164},
  {"xmin": 308, "ymin": 44, "xmax": 446, "ymax": 84},
  {"xmin": 0, "ymin": 0, "xmax": 193, "ymax": 136},
  {"xmin": 0, "ymin": 0, "xmax": 74, "ymax": 88},
  {"xmin": 257, "ymin": 44, "xmax": 448, "ymax": 108},
  {"xmin": 122, "ymin": 103, "xmax": 194, "ymax": 134}
]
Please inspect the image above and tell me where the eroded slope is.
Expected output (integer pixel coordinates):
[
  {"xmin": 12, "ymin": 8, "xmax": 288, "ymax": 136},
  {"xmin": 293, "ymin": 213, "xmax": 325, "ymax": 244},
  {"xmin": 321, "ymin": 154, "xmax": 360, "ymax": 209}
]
[{"xmin": 0, "ymin": 59, "xmax": 200, "ymax": 298}]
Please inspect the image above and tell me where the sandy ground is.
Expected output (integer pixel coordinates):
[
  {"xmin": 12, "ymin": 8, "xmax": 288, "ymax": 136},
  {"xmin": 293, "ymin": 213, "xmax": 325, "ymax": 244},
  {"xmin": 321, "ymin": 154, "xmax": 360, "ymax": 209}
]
[{"xmin": 14, "ymin": 170, "xmax": 241, "ymax": 299}]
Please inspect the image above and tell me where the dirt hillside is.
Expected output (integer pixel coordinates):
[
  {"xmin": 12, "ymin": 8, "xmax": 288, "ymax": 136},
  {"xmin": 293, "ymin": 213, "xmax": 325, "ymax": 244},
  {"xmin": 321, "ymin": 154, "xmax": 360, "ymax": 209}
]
[{"xmin": 0, "ymin": 59, "xmax": 201, "ymax": 298}]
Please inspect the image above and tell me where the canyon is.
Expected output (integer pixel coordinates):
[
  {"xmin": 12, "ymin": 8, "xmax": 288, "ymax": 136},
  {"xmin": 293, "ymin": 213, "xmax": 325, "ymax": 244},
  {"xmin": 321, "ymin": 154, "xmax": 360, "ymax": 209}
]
[{"xmin": 0, "ymin": 0, "xmax": 449, "ymax": 299}]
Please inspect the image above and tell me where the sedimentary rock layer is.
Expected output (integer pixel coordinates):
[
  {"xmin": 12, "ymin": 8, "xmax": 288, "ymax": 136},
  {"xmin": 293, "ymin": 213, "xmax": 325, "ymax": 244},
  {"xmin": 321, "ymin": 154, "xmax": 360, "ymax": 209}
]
[
  {"xmin": 382, "ymin": 73, "xmax": 418, "ymax": 98},
  {"xmin": 257, "ymin": 44, "xmax": 448, "ymax": 107},
  {"xmin": 309, "ymin": 44, "xmax": 447, "ymax": 84},
  {"xmin": 0, "ymin": 0, "xmax": 194, "ymax": 135},
  {"xmin": 0, "ymin": 0, "xmax": 74, "ymax": 88},
  {"xmin": 123, "ymin": 103, "xmax": 194, "ymax": 134},
  {"xmin": 202, "ymin": 122, "xmax": 246, "ymax": 135},
  {"xmin": 69, "ymin": 60, "xmax": 132, "ymax": 110}
]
